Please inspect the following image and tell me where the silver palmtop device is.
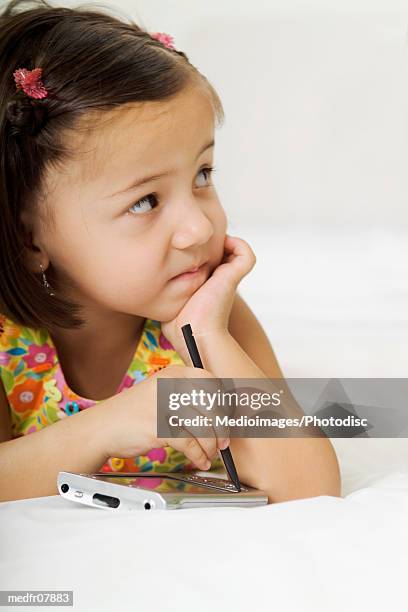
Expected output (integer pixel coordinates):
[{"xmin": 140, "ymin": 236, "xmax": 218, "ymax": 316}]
[{"xmin": 57, "ymin": 471, "xmax": 269, "ymax": 510}]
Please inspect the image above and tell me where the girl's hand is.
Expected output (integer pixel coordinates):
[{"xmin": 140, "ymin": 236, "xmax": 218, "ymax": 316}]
[
  {"xmin": 97, "ymin": 365, "xmax": 230, "ymax": 471},
  {"xmin": 161, "ymin": 234, "xmax": 256, "ymax": 363}
]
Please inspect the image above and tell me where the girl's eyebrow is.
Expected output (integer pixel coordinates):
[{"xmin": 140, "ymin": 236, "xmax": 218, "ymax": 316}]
[{"xmin": 107, "ymin": 139, "xmax": 215, "ymax": 198}]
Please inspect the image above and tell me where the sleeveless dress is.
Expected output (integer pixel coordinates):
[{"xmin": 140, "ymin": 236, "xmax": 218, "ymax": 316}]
[{"xmin": 0, "ymin": 313, "xmax": 223, "ymax": 474}]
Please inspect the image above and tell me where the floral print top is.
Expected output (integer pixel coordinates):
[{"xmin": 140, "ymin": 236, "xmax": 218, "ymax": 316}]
[{"xmin": 0, "ymin": 314, "xmax": 223, "ymax": 474}]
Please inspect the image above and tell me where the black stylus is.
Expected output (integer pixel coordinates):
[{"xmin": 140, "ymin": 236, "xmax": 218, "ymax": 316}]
[{"xmin": 181, "ymin": 323, "xmax": 241, "ymax": 492}]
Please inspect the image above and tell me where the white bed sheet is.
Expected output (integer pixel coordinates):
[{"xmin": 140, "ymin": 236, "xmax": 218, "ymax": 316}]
[{"xmin": 1, "ymin": 465, "xmax": 408, "ymax": 612}]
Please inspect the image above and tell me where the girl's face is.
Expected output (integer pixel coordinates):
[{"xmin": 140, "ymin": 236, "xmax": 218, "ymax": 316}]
[{"xmin": 32, "ymin": 83, "xmax": 227, "ymax": 322}]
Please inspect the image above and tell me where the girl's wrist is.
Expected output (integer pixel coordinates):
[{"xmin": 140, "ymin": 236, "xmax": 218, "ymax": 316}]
[
  {"xmin": 180, "ymin": 328, "xmax": 231, "ymax": 367},
  {"xmin": 170, "ymin": 325, "xmax": 230, "ymax": 366},
  {"xmin": 193, "ymin": 327, "xmax": 229, "ymax": 338}
]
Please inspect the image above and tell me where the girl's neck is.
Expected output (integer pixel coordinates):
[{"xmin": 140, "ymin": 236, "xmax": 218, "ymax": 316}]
[
  {"xmin": 48, "ymin": 311, "xmax": 146, "ymax": 401},
  {"xmin": 49, "ymin": 310, "xmax": 146, "ymax": 357}
]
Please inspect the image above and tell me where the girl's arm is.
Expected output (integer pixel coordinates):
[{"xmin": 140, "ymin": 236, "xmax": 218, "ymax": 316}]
[
  {"xmin": 187, "ymin": 328, "xmax": 342, "ymax": 504},
  {"xmin": 0, "ymin": 398, "xmax": 111, "ymax": 502},
  {"xmin": 227, "ymin": 291, "xmax": 284, "ymax": 378}
]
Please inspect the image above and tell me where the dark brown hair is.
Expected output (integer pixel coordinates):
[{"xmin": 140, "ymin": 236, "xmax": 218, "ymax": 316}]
[{"xmin": 0, "ymin": 0, "xmax": 224, "ymax": 331}]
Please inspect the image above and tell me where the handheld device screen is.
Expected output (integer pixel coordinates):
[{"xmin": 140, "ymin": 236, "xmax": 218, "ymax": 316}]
[{"xmin": 89, "ymin": 474, "xmax": 246, "ymax": 494}]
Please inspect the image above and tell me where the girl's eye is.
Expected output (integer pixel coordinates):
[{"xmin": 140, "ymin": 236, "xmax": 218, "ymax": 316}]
[
  {"xmin": 127, "ymin": 193, "xmax": 159, "ymax": 216},
  {"xmin": 126, "ymin": 166, "xmax": 216, "ymax": 216},
  {"xmin": 195, "ymin": 165, "xmax": 215, "ymax": 188}
]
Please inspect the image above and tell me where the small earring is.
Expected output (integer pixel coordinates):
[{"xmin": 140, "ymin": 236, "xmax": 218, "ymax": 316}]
[{"xmin": 39, "ymin": 263, "xmax": 55, "ymax": 297}]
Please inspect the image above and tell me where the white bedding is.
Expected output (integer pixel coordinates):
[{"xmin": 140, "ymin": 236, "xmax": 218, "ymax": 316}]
[
  {"xmin": 1, "ymin": 226, "xmax": 407, "ymax": 611},
  {"xmin": 1, "ymin": 461, "xmax": 408, "ymax": 612}
]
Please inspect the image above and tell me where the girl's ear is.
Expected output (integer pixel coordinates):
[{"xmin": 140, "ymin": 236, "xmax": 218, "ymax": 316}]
[{"xmin": 19, "ymin": 208, "xmax": 49, "ymax": 273}]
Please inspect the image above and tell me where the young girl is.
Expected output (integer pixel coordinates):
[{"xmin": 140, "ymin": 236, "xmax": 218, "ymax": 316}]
[{"xmin": 0, "ymin": 0, "xmax": 340, "ymax": 502}]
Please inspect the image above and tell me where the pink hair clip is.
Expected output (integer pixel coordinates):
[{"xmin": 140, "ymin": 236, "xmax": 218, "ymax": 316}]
[
  {"xmin": 13, "ymin": 67, "xmax": 49, "ymax": 100},
  {"xmin": 150, "ymin": 32, "xmax": 175, "ymax": 50}
]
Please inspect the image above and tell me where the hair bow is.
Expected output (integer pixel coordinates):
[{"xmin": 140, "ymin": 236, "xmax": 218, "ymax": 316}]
[
  {"xmin": 150, "ymin": 32, "xmax": 175, "ymax": 50},
  {"xmin": 13, "ymin": 67, "xmax": 48, "ymax": 99}
]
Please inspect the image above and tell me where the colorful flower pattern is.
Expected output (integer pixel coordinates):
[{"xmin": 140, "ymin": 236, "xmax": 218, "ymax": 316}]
[{"xmin": 0, "ymin": 313, "xmax": 223, "ymax": 474}]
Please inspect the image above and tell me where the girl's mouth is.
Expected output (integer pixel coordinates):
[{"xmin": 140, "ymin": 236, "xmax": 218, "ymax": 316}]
[{"xmin": 169, "ymin": 261, "xmax": 208, "ymax": 282}]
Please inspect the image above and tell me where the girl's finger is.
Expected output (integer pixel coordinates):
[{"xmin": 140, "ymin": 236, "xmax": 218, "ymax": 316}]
[
  {"xmin": 165, "ymin": 429, "xmax": 214, "ymax": 470},
  {"xmin": 225, "ymin": 234, "xmax": 253, "ymax": 255},
  {"xmin": 222, "ymin": 235, "xmax": 256, "ymax": 275},
  {"xmin": 165, "ymin": 436, "xmax": 210, "ymax": 470}
]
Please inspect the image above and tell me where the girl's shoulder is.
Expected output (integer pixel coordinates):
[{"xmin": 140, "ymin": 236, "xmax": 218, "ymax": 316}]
[
  {"xmin": 0, "ymin": 313, "xmax": 54, "ymax": 376},
  {"xmin": 0, "ymin": 312, "xmax": 49, "ymax": 350}
]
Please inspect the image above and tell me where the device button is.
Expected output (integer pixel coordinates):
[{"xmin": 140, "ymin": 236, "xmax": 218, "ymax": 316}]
[{"xmin": 74, "ymin": 490, "xmax": 83, "ymax": 498}]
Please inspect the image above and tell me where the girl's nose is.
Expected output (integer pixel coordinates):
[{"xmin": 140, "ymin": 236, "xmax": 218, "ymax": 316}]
[{"xmin": 171, "ymin": 201, "xmax": 214, "ymax": 249}]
